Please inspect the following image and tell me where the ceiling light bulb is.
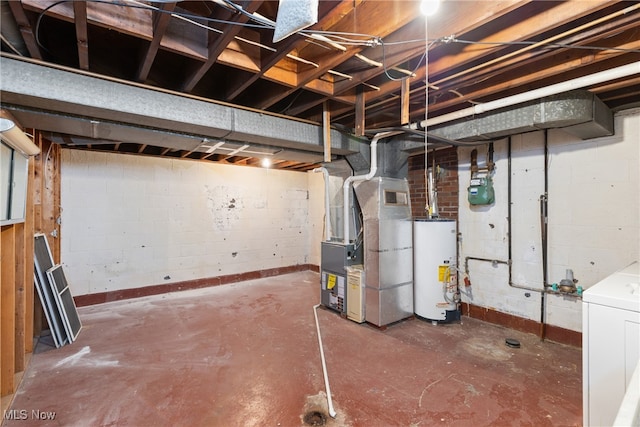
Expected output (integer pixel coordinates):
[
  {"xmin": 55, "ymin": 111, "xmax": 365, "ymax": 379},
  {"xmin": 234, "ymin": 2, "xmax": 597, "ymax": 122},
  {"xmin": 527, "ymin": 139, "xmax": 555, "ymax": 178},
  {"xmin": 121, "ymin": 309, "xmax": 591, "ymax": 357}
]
[
  {"xmin": 261, "ymin": 158, "xmax": 271, "ymax": 168},
  {"xmin": 420, "ymin": 0, "xmax": 440, "ymax": 16}
]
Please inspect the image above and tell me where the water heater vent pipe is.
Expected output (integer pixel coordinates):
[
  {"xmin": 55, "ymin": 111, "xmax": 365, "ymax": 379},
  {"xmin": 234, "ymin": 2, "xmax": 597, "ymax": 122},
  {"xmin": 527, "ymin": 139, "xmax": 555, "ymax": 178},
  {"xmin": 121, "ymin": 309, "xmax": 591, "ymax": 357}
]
[{"xmin": 342, "ymin": 130, "xmax": 403, "ymax": 244}]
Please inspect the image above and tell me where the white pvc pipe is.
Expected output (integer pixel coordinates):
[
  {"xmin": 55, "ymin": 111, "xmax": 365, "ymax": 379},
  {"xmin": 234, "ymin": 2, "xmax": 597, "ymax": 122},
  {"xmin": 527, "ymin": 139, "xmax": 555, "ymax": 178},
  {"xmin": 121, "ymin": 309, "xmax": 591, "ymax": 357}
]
[
  {"xmin": 312, "ymin": 167, "xmax": 332, "ymax": 240},
  {"xmin": 342, "ymin": 131, "xmax": 403, "ymax": 244},
  {"xmin": 313, "ymin": 304, "xmax": 337, "ymax": 418},
  {"xmin": 414, "ymin": 62, "xmax": 640, "ymax": 129}
]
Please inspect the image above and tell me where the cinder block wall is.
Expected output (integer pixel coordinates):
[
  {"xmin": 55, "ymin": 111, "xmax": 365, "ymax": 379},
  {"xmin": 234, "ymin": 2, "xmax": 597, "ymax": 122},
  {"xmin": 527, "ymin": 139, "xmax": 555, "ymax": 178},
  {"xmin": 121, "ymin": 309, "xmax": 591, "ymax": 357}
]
[
  {"xmin": 60, "ymin": 150, "xmax": 323, "ymax": 296},
  {"xmin": 457, "ymin": 108, "xmax": 640, "ymax": 332}
]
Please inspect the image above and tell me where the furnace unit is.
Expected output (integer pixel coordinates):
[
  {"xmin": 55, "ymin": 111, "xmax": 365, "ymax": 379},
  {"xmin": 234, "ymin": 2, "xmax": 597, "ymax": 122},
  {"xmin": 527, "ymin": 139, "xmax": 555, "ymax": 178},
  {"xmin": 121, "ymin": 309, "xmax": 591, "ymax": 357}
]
[
  {"xmin": 320, "ymin": 241, "xmax": 362, "ymax": 315},
  {"xmin": 354, "ymin": 177, "xmax": 414, "ymax": 326},
  {"xmin": 318, "ymin": 134, "xmax": 414, "ymax": 327}
]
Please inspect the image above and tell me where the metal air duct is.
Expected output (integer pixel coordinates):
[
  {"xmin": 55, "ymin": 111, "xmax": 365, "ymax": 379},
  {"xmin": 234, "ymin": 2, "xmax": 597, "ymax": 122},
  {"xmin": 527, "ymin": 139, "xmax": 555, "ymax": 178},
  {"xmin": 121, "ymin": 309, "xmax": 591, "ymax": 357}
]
[{"xmin": 429, "ymin": 90, "xmax": 614, "ymax": 142}]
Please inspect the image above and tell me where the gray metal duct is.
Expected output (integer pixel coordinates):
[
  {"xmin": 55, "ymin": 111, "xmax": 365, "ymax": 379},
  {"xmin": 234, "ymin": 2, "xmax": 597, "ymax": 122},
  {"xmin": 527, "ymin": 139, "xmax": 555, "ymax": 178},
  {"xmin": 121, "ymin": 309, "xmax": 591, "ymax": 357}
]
[
  {"xmin": 0, "ymin": 55, "xmax": 365, "ymax": 159},
  {"xmin": 347, "ymin": 136, "xmax": 413, "ymax": 178},
  {"xmin": 429, "ymin": 90, "xmax": 614, "ymax": 142}
]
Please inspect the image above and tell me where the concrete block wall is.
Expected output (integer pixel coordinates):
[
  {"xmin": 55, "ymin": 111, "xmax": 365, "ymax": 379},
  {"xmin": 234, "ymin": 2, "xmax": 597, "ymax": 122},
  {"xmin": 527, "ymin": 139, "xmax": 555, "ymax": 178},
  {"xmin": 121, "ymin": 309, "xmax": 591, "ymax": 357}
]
[
  {"xmin": 458, "ymin": 108, "xmax": 640, "ymax": 332},
  {"xmin": 61, "ymin": 150, "xmax": 324, "ymax": 296}
]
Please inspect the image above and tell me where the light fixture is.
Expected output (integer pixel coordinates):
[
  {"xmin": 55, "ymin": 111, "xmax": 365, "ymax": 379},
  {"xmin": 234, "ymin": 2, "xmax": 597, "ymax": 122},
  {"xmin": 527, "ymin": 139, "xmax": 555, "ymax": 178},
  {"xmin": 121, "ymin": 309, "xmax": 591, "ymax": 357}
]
[
  {"xmin": 261, "ymin": 157, "xmax": 271, "ymax": 168},
  {"xmin": 420, "ymin": 0, "xmax": 440, "ymax": 16},
  {"xmin": 0, "ymin": 117, "xmax": 40, "ymax": 156}
]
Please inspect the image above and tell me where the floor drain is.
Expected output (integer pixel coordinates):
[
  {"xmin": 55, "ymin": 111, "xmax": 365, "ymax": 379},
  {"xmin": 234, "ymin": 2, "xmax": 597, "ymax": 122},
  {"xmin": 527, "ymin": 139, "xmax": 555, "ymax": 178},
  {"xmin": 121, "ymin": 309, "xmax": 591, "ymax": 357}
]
[{"xmin": 303, "ymin": 410, "xmax": 327, "ymax": 426}]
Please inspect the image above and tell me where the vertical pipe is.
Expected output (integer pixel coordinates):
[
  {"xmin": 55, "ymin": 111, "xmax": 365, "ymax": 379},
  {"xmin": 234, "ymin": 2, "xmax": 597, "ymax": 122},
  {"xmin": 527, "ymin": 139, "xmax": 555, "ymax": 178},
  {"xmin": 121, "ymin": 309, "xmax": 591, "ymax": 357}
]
[
  {"xmin": 508, "ymin": 138, "xmax": 512, "ymax": 282},
  {"xmin": 539, "ymin": 130, "xmax": 549, "ymax": 340},
  {"xmin": 508, "ymin": 135, "xmax": 548, "ymax": 339}
]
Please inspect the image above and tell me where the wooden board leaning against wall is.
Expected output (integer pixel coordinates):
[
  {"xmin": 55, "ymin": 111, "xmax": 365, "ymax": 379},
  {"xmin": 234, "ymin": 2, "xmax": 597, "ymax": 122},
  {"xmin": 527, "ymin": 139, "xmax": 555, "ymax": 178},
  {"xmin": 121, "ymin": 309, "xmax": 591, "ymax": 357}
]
[{"xmin": 1, "ymin": 130, "xmax": 61, "ymax": 401}]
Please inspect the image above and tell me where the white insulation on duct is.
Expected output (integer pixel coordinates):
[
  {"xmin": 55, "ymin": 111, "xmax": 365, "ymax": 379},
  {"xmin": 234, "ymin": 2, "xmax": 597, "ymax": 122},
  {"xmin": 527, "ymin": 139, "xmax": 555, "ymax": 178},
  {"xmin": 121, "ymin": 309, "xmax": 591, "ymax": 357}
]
[{"xmin": 273, "ymin": 0, "xmax": 318, "ymax": 42}]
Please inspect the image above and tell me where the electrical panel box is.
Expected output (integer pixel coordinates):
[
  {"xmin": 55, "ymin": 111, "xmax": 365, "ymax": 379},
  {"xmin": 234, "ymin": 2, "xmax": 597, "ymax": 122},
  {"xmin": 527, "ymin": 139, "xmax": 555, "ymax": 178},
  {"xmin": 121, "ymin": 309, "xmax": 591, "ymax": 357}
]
[
  {"xmin": 346, "ymin": 265, "xmax": 365, "ymax": 323},
  {"xmin": 468, "ymin": 175, "xmax": 495, "ymax": 205}
]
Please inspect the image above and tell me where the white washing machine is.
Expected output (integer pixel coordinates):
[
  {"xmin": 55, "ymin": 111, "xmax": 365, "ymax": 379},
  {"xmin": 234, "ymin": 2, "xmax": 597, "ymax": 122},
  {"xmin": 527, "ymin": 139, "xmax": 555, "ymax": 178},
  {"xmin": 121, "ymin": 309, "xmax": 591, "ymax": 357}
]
[{"xmin": 583, "ymin": 261, "xmax": 640, "ymax": 427}]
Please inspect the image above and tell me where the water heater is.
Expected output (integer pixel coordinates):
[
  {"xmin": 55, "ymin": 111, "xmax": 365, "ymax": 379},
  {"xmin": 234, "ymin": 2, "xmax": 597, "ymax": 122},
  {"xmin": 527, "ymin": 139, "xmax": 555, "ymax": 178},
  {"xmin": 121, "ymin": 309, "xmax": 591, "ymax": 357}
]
[{"xmin": 414, "ymin": 219, "xmax": 459, "ymax": 322}]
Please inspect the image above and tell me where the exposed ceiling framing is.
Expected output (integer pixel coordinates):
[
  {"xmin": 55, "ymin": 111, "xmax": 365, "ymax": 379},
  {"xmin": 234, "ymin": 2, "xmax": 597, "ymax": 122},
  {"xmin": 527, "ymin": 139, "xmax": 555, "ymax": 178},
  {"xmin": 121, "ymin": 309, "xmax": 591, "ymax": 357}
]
[{"xmin": 1, "ymin": 0, "xmax": 639, "ymax": 171}]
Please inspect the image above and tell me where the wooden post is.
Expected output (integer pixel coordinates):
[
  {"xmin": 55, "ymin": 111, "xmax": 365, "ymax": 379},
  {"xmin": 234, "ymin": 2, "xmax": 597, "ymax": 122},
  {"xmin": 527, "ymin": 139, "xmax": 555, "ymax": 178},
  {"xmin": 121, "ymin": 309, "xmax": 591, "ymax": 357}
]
[
  {"xmin": 401, "ymin": 78, "xmax": 410, "ymax": 125},
  {"xmin": 1, "ymin": 225, "xmax": 16, "ymax": 395},
  {"xmin": 323, "ymin": 101, "xmax": 331, "ymax": 163},
  {"xmin": 13, "ymin": 222, "xmax": 26, "ymax": 373},
  {"xmin": 25, "ymin": 157, "xmax": 35, "ymax": 353},
  {"xmin": 73, "ymin": 1, "xmax": 89, "ymax": 70},
  {"xmin": 355, "ymin": 86, "xmax": 365, "ymax": 137}
]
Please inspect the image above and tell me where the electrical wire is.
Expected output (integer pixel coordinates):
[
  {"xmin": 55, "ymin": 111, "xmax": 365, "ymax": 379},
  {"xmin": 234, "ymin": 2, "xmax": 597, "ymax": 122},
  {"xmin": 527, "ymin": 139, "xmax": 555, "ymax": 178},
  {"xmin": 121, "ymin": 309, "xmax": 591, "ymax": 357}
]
[
  {"xmin": 424, "ymin": 16, "xmax": 430, "ymax": 216},
  {"xmin": 34, "ymin": 0, "xmax": 68, "ymax": 56},
  {"xmin": 30, "ymin": 0, "xmax": 640, "ymax": 90},
  {"xmin": 36, "ymin": 0, "xmax": 640, "ymax": 56},
  {"xmin": 381, "ymin": 38, "xmax": 439, "ymax": 82},
  {"xmin": 451, "ymin": 37, "xmax": 640, "ymax": 53}
]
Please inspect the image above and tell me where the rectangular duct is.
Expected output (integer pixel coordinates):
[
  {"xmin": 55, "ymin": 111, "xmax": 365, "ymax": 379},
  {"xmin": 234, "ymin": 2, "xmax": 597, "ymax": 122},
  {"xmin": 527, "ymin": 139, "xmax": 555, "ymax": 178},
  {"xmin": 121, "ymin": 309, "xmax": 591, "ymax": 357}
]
[
  {"xmin": 430, "ymin": 90, "xmax": 613, "ymax": 142},
  {"xmin": 0, "ymin": 56, "xmax": 364, "ymax": 160}
]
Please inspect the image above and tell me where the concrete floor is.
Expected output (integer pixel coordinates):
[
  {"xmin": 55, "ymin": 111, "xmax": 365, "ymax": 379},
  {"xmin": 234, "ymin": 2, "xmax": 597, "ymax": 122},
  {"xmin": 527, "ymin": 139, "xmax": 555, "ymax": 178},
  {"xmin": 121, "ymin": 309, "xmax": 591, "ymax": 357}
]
[{"xmin": 4, "ymin": 271, "xmax": 582, "ymax": 426}]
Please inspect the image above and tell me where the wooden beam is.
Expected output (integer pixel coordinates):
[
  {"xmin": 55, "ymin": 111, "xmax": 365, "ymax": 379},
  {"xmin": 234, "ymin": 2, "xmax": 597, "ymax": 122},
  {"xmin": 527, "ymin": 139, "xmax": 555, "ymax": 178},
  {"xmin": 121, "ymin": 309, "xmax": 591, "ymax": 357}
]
[
  {"xmin": 428, "ymin": 1, "xmax": 618, "ymax": 84},
  {"xmin": 284, "ymin": 0, "xmax": 527, "ymax": 118},
  {"xmin": 224, "ymin": 0, "xmax": 355, "ymax": 101},
  {"xmin": 182, "ymin": 1, "xmax": 263, "ymax": 93},
  {"xmin": 22, "ymin": 0, "xmax": 152, "ymax": 40},
  {"xmin": 285, "ymin": 18, "xmax": 429, "ymax": 117},
  {"xmin": 333, "ymin": 14, "xmax": 639, "ymax": 127},
  {"xmin": 136, "ymin": 2, "xmax": 176, "ymax": 82},
  {"xmin": 73, "ymin": 1, "xmax": 89, "ymax": 70},
  {"xmin": 426, "ymin": 31, "xmax": 640, "ymax": 116},
  {"xmin": 7, "ymin": 1, "xmax": 43, "ymax": 59},
  {"xmin": 225, "ymin": 37, "xmax": 299, "ymax": 101},
  {"xmin": 255, "ymin": 0, "xmax": 528, "ymax": 114}
]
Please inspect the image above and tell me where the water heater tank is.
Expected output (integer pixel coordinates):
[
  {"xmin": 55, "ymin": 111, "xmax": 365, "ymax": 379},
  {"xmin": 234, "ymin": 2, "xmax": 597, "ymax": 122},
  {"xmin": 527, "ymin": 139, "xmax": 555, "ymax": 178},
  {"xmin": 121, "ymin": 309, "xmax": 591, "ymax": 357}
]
[{"xmin": 414, "ymin": 219, "xmax": 459, "ymax": 322}]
